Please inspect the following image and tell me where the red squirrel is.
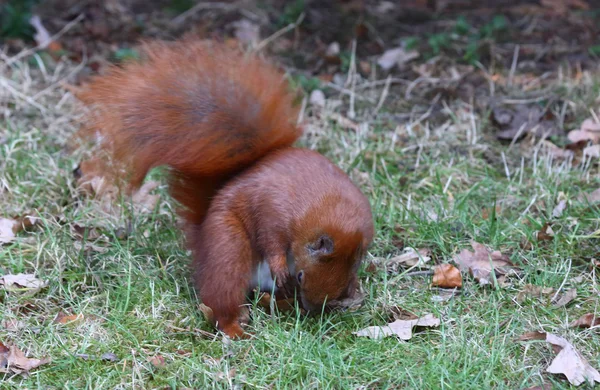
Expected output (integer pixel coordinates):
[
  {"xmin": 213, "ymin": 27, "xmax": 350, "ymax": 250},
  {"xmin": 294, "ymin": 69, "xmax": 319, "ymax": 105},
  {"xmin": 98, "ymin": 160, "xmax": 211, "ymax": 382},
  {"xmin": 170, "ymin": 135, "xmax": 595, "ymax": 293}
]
[{"xmin": 77, "ymin": 39, "xmax": 374, "ymax": 338}]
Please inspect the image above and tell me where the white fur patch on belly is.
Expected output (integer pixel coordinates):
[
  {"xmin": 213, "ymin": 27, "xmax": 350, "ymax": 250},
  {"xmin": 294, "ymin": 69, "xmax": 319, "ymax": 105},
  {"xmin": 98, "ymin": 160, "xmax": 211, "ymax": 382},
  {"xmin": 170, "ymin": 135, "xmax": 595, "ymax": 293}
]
[{"xmin": 249, "ymin": 261, "xmax": 276, "ymax": 293}]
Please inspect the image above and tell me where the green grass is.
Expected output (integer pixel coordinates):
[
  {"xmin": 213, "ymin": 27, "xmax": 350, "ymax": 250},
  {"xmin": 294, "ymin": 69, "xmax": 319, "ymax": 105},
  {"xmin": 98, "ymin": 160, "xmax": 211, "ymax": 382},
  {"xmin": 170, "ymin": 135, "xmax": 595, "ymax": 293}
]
[{"xmin": 1, "ymin": 56, "xmax": 600, "ymax": 389}]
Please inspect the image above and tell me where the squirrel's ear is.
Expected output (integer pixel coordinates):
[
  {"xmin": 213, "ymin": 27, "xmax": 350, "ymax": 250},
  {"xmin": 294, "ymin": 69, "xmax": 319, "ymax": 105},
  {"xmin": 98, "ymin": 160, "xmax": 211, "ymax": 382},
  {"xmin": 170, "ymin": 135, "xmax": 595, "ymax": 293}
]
[{"xmin": 308, "ymin": 234, "xmax": 334, "ymax": 257}]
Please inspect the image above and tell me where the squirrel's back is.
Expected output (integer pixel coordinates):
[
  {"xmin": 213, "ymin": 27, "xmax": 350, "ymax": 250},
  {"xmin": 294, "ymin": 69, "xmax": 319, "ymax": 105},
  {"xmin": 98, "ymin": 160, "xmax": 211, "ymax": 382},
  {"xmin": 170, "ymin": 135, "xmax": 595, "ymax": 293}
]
[{"xmin": 78, "ymin": 39, "xmax": 302, "ymax": 221}]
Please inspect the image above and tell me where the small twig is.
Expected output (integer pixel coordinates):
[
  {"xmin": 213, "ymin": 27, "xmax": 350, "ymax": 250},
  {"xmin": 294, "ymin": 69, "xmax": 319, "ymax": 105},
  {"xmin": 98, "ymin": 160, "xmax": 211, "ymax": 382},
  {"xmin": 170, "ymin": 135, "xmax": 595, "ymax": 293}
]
[
  {"xmin": 501, "ymin": 152, "xmax": 511, "ymax": 180},
  {"xmin": 296, "ymin": 95, "xmax": 307, "ymax": 125},
  {"xmin": 325, "ymin": 82, "xmax": 376, "ymax": 104},
  {"xmin": 346, "ymin": 39, "xmax": 357, "ymax": 120},
  {"xmin": 520, "ymin": 195, "xmax": 537, "ymax": 218},
  {"xmin": 501, "ymin": 95, "xmax": 554, "ymax": 105},
  {"xmin": 404, "ymin": 77, "xmax": 440, "ymax": 100},
  {"xmin": 508, "ymin": 44, "xmax": 520, "ymax": 87},
  {"xmin": 355, "ymin": 77, "xmax": 410, "ymax": 90},
  {"xmin": 254, "ymin": 12, "xmax": 305, "ymax": 52},
  {"xmin": 371, "ymin": 75, "xmax": 391, "ymax": 117},
  {"xmin": 170, "ymin": 2, "xmax": 234, "ymax": 25},
  {"xmin": 508, "ymin": 123, "xmax": 528, "ymax": 150}
]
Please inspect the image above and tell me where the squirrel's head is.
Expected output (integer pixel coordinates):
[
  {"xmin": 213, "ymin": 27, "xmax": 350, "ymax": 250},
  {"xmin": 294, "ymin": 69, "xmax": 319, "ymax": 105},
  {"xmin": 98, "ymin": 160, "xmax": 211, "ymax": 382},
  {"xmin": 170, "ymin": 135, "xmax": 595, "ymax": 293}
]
[{"xmin": 290, "ymin": 228, "xmax": 368, "ymax": 312}]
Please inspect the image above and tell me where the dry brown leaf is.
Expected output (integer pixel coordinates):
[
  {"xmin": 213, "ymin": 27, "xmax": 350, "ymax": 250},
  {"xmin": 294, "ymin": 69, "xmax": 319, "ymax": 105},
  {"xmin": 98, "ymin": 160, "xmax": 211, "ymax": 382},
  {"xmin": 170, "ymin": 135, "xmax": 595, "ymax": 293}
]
[
  {"xmin": 493, "ymin": 105, "xmax": 559, "ymax": 141},
  {"xmin": 552, "ymin": 288, "xmax": 577, "ymax": 308},
  {"xmin": 71, "ymin": 224, "xmax": 102, "ymax": 240},
  {"xmin": 520, "ymin": 331, "xmax": 600, "ymax": 386},
  {"xmin": 516, "ymin": 284, "xmax": 554, "ymax": 303},
  {"xmin": 569, "ymin": 313, "xmax": 600, "ymax": 329},
  {"xmin": 148, "ymin": 354, "xmax": 166, "ymax": 368},
  {"xmin": 536, "ymin": 223, "xmax": 555, "ymax": 242},
  {"xmin": 385, "ymin": 247, "xmax": 432, "ymax": 272},
  {"xmin": 568, "ymin": 118, "xmax": 600, "ymax": 144},
  {"xmin": 353, "ymin": 313, "xmax": 440, "ymax": 340},
  {"xmin": 53, "ymin": 312, "xmax": 86, "ymax": 325},
  {"xmin": 389, "ymin": 306, "xmax": 418, "ymax": 321},
  {"xmin": 3, "ymin": 319, "xmax": 26, "ymax": 331},
  {"xmin": 0, "ymin": 273, "xmax": 48, "ymax": 295},
  {"xmin": 73, "ymin": 241, "xmax": 109, "ymax": 254},
  {"xmin": 453, "ymin": 241, "xmax": 518, "ymax": 286},
  {"xmin": 377, "ymin": 47, "xmax": 419, "ymax": 71},
  {"xmin": 0, "ymin": 218, "xmax": 19, "ymax": 244},
  {"xmin": 0, "ymin": 344, "xmax": 50, "ymax": 375},
  {"xmin": 327, "ymin": 291, "xmax": 366, "ymax": 312},
  {"xmin": 432, "ymin": 264, "xmax": 462, "ymax": 288}
]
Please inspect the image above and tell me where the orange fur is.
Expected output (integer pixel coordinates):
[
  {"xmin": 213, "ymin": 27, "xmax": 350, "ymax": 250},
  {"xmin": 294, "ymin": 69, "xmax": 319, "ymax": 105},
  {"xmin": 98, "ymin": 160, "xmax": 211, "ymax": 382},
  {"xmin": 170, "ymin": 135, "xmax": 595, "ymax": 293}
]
[{"xmin": 77, "ymin": 39, "xmax": 374, "ymax": 338}]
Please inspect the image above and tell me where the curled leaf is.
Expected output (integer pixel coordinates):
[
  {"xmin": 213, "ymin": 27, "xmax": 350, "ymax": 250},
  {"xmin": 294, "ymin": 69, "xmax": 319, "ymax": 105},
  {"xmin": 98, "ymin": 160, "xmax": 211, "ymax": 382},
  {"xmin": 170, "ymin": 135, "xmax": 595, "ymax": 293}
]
[
  {"xmin": 432, "ymin": 264, "xmax": 462, "ymax": 288},
  {"xmin": 569, "ymin": 313, "xmax": 600, "ymax": 329}
]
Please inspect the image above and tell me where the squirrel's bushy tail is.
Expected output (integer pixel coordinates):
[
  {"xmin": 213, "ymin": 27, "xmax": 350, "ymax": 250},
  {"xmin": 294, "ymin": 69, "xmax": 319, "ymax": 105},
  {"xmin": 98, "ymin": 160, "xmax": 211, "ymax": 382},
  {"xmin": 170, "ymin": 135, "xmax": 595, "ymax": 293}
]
[{"xmin": 77, "ymin": 39, "xmax": 302, "ymax": 222}]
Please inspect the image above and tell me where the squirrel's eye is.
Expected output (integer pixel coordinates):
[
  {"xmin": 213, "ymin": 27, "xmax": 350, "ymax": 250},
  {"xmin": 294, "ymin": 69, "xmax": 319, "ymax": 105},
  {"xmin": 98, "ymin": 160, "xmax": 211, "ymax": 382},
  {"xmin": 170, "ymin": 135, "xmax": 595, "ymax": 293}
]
[{"xmin": 297, "ymin": 271, "xmax": 303, "ymax": 284}]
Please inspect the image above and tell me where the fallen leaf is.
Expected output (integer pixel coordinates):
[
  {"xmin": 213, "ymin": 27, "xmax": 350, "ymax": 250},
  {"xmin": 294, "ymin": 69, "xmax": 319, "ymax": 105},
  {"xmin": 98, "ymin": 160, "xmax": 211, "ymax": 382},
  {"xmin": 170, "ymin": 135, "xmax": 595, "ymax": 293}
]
[
  {"xmin": 326, "ymin": 291, "xmax": 366, "ymax": 312},
  {"xmin": 71, "ymin": 224, "xmax": 101, "ymax": 240},
  {"xmin": 73, "ymin": 241, "xmax": 109, "ymax": 254},
  {"xmin": 53, "ymin": 312, "xmax": 85, "ymax": 325},
  {"xmin": 388, "ymin": 306, "xmax": 418, "ymax": 321},
  {"xmin": 148, "ymin": 354, "xmax": 166, "ymax": 368},
  {"xmin": 578, "ymin": 188, "xmax": 600, "ymax": 204},
  {"xmin": 584, "ymin": 144, "xmax": 600, "ymax": 158},
  {"xmin": 432, "ymin": 264, "xmax": 462, "ymax": 288},
  {"xmin": 353, "ymin": 313, "xmax": 440, "ymax": 340},
  {"xmin": 0, "ymin": 218, "xmax": 18, "ymax": 244},
  {"xmin": 3, "ymin": 319, "xmax": 26, "ymax": 331},
  {"xmin": 453, "ymin": 241, "xmax": 518, "ymax": 286},
  {"xmin": 552, "ymin": 200, "xmax": 567, "ymax": 218},
  {"xmin": 569, "ymin": 313, "xmax": 600, "ymax": 329},
  {"xmin": 536, "ymin": 223, "xmax": 555, "ymax": 242},
  {"xmin": 101, "ymin": 352, "xmax": 119, "ymax": 362},
  {"xmin": 519, "ymin": 332, "xmax": 600, "ymax": 386},
  {"xmin": 493, "ymin": 105, "xmax": 559, "ymax": 141},
  {"xmin": 377, "ymin": 47, "xmax": 419, "ymax": 71},
  {"xmin": 516, "ymin": 284, "xmax": 554, "ymax": 303},
  {"xmin": 552, "ymin": 288, "xmax": 577, "ymax": 308},
  {"xmin": 0, "ymin": 274, "xmax": 48, "ymax": 295},
  {"xmin": 0, "ymin": 344, "xmax": 50, "ymax": 375},
  {"xmin": 384, "ymin": 247, "xmax": 432, "ymax": 272},
  {"xmin": 568, "ymin": 118, "xmax": 600, "ymax": 144}
]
